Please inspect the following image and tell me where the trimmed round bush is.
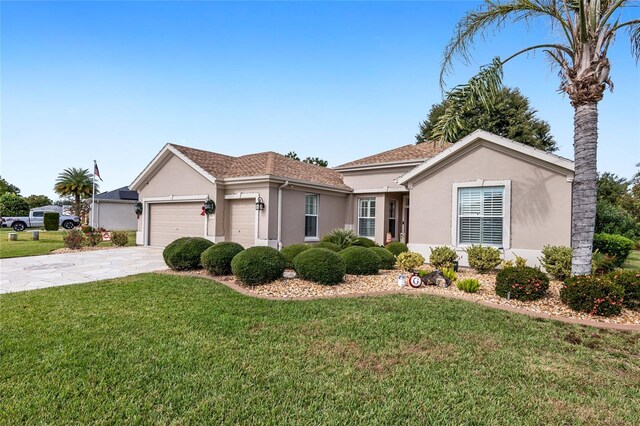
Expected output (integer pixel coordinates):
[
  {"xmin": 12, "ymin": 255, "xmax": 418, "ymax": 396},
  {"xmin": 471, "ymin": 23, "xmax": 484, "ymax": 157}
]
[
  {"xmin": 369, "ymin": 247, "xmax": 396, "ymax": 269},
  {"xmin": 231, "ymin": 246, "xmax": 286, "ymax": 285},
  {"xmin": 429, "ymin": 246, "xmax": 457, "ymax": 269},
  {"xmin": 593, "ymin": 233, "xmax": 635, "ymax": 267},
  {"xmin": 339, "ymin": 246, "xmax": 380, "ymax": 275},
  {"xmin": 353, "ymin": 237, "xmax": 376, "ymax": 248},
  {"xmin": 560, "ymin": 275, "xmax": 624, "ymax": 317},
  {"xmin": 201, "ymin": 242, "xmax": 244, "ymax": 275},
  {"xmin": 540, "ymin": 245, "xmax": 572, "ymax": 280},
  {"xmin": 385, "ymin": 242, "xmax": 409, "ymax": 256},
  {"xmin": 608, "ymin": 269, "xmax": 640, "ymax": 311},
  {"xmin": 395, "ymin": 251, "xmax": 425, "ymax": 272},
  {"xmin": 495, "ymin": 266, "xmax": 550, "ymax": 301},
  {"xmin": 281, "ymin": 243, "xmax": 311, "ymax": 268},
  {"xmin": 163, "ymin": 237, "xmax": 213, "ymax": 271},
  {"xmin": 314, "ymin": 241, "xmax": 341, "ymax": 252},
  {"xmin": 466, "ymin": 245, "xmax": 502, "ymax": 273},
  {"xmin": 111, "ymin": 231, "xmax": 129, "ymax": 247},
  {"xmin": 293, "ymin": 248, "xmax": 345, "ymax": 285}
]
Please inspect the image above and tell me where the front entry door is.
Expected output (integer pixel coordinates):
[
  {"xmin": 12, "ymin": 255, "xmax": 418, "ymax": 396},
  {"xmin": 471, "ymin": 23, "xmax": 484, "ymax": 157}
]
[{"xmin": 401, "ymin": 196, "xmax": 409, "ymax": 244}]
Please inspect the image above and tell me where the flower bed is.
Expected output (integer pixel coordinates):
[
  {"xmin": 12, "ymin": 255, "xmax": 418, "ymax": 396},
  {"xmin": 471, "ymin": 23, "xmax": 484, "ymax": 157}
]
[{"xmin": 163, "ymin": 268, "xmax": 640, "ymax": 326}]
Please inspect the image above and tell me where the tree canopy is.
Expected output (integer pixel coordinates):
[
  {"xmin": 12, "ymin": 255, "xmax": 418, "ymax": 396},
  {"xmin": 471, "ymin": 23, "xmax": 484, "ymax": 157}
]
[
  {"xmin": 0, "ymin": 193, "xmax": 29, "ymax": 217},
  {"xmin": 284, "ymin": 152, "xmax": 329, "ymax": 167},
  {"xmin": 417, "ymin": 87, "xmax": 557, "ymax": 152},
  {"xmin": 25, "ymin": 194, "xmax": 54, "ymax": 210},
  {"xmin": 0, "ymin": 176, "xmax": 20, "ymax": 196},
  {"xmin": 596, "ymin": 171, "xmax": 640, "ymax": 240},
  {"xmin": 54, "ymin": 168, "xmax": 97, "ymax": 217}
]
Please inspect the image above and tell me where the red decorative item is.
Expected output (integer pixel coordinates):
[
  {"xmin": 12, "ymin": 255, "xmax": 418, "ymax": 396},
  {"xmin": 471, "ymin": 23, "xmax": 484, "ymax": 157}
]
[{"xmin": 201, "ymin": 206, "xmax": 206, "ymax": 216}]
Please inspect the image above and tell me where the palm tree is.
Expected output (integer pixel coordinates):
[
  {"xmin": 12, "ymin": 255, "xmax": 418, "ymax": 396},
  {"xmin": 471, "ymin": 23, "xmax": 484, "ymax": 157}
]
[
  {"xmin": 436, "ymin": 0, "xmax": 639, "ymax": 275},
  {"xmin": 54, "ymin": 168, "xmax": 97, "ymax": 217}
]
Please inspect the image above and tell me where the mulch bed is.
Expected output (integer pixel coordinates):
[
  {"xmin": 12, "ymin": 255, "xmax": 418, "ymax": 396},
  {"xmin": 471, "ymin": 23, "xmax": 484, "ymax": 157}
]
[
  {"xmin": 51, "ymin": 246, "xmax": 127, "ymax": 254},
  {"xmin": 163, "ymin": 268, "xmax": 640, "ymax": 327}
]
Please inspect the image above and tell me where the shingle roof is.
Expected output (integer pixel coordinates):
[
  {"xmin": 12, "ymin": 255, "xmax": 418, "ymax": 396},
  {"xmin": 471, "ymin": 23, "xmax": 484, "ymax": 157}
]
[
  {"xmin": 95, "ymin": 186, "xmax": 139, "ymax": 201},
  {"xmin": 171, "ymin": 145, "xmax": 350, "ymax": 190},
  {"xmin": 336, "ymin": 142, "xmax": 451, "ymax": 168}
]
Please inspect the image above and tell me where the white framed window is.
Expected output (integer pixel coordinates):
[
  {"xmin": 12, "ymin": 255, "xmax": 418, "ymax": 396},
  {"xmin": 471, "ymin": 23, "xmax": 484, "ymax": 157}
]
[
  {"xmin": 358, "ymin": 197, "xmax": 376, "ymax": 238},
  {"xmin": 305, "ymin": 194, "xmax": 318, "ymax": 238},
  {"xmin": 457, "ymin": 186, "xmax": 505, "ymax": 246},
  {"xmin": 388, "ymin": 200, "xmax": 397, "ymax": 239}
]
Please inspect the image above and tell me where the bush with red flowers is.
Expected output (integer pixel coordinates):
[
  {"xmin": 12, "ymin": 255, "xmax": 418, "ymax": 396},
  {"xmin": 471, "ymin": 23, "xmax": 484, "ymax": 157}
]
[
  {"xmin": 495, "ymin": 266, "xmax": 549, "ymax": 301},
  {"xmin": 560, "ymin": 275, "xmax": 625, "ymax": 317}
]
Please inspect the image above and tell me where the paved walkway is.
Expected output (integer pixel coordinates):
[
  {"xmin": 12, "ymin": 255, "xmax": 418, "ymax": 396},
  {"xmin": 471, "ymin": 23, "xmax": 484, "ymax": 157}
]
[{"xmin": 0, "ymin": 247, "xmax": 166, "ymax": 294}]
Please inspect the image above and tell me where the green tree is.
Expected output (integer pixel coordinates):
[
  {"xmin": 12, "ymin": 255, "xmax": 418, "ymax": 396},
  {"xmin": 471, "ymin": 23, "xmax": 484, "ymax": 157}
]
[
  {"xmin": 596, "ymin": 172, "xmax": 628, "ymax": 205},
  {"xmin": 25, "ymin": 194, "xmax": 54, "ymax": 210},
  {"xmin": 0, "ymin": 176, "xmax": 20, "ymax": 196},
  {"xmin": 416, "ymin": 87, "xmax": 557, "ymax": 152},
  {"xmin": 438, "ymin": 0, "xmax": 640, "ymax": 275},
  {"xmin": 0, "ymin": 193, "xmax": 29, "ymax": 217},
  {"xmin": 284, "ymin": 152, "xmax": 329, "ymax": 167},
  {"xmin": 54, "ymin": 168, "xmax": 97, "ymax": 217}
]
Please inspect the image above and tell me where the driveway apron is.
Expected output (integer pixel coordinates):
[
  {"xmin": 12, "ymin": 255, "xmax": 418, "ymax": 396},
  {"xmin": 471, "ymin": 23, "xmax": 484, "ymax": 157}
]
[{"xmin": 0, "ymin": 247, "xmax": 166, "ymax": 294}]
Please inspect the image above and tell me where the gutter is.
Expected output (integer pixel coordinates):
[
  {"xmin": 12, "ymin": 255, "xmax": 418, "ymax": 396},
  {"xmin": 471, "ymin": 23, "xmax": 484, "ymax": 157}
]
[{"xmin": 277, "ymin": 180, "xmax": 290, "ymax": 250}]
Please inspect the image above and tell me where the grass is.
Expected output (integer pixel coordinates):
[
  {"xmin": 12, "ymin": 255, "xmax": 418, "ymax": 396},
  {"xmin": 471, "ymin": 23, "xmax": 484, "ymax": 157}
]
[
  {"xmin": 0, "ymin": 228, "xmax": 136, "ymax": 258},
  {"xmin": 1, "ymin": 274, "xmax": 639, "ymax": 424},
  {"xmin": 623, "ymin": 250, "xmax": 640, "ymax": 271}
]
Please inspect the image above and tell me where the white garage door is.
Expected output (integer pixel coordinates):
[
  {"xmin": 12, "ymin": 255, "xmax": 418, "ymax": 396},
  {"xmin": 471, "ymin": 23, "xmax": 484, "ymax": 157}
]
[
  {"xmin": 226, "ymin": 199, "xmax": 256, "ymax": 248},
  {"xmin": 149, "ymin": 202, "xmax": 204, "ymax": 247}
]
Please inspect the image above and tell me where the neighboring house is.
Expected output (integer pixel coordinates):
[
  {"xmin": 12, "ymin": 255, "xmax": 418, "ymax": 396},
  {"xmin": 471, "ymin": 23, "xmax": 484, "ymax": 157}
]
[
  {"xmin": 90, "ymin": 187, "xmax": 139, "ymax": 230},
  {"xmin": 130, "ymin": 130, "xmax": 574, "ymax": 266}
]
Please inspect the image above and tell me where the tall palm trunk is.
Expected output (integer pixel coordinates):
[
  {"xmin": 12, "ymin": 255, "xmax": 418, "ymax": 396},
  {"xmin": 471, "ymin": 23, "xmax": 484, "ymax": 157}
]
[{"xmin": 571, "ymin": 102, "xmax": 598, "ymax": 275}]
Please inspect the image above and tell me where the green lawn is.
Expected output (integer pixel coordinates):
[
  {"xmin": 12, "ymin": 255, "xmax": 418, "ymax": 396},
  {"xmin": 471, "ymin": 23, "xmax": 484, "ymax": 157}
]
[
  {"xmin": 623, "ymin": 250, "xmax": 640, "ymax": 271},
  {"xmin": 1, "ymin": 274, "xmax": 639, "ymax": 424},
  {"xmin": 0, "ymin": 228, "xmax": 136, "ymax": 258}
]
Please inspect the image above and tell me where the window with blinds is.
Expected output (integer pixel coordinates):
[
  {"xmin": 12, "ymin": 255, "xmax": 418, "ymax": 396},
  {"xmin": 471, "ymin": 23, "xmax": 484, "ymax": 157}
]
[
  {"xmin": 358, "ymin": 198, "xmax": 376, "ymax": 238},
  {"xmin": 305, "ymin": 194, "xmax": 318, "ymax": 238},
  {"xmin": 458, "ymin": 187, "xmax": 504, "ymax": 246}
]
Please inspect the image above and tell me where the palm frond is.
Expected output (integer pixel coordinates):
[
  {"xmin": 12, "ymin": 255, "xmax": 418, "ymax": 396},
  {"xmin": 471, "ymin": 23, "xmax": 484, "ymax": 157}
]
[{"xmin": 432, "ymin": 58, "xmax": 504, "ymax": 144}]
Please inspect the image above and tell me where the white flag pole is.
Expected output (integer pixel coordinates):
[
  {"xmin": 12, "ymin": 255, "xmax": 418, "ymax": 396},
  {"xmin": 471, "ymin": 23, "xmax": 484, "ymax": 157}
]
[{"xmin": 91, "ymin": 160, "xmax": 96, "ymax": 228}]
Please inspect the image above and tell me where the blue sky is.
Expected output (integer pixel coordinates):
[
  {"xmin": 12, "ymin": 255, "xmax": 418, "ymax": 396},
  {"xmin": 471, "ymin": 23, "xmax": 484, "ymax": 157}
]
[{"xmin": 2, "ymin": 1, "xmax": 639, "ymax": 199}]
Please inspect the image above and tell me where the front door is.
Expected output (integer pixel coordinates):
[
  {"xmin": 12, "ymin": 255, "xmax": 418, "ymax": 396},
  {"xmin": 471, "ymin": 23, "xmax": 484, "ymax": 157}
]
[{"xmin": 401, "ymin": 196, "xmax": 409, "ymax": 244}]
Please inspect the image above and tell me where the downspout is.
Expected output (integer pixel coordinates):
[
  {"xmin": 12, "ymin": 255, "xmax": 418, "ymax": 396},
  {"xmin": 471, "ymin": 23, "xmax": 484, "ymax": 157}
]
[{"xmin": 277, "ymin": 180, "xmax": 289, "ymax": 250}]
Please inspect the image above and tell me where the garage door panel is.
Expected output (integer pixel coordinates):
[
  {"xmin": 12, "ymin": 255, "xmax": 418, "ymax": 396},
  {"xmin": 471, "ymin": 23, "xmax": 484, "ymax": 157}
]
[
  {"xmin": 226, "ymin": 199, "xmax": 255, "ymax": 248},
  {"xmin": 149, "ymin": 202, "xmax": 203, "ymax": 247}
]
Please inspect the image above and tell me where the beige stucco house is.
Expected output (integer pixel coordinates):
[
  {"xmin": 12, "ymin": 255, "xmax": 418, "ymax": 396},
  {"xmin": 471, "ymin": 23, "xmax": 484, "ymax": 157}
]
[{"xmin": 130, "ymin": 130, "xmax": 574, "ymax": 266}]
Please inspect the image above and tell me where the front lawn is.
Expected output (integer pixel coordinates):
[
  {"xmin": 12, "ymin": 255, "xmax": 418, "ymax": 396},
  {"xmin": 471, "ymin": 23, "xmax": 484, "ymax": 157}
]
[
  {"xmin": 0, "ymin": 228, "xmax": 136, "ymax": 258},
  {"xmin": 1, "ymin": 274, "xmax": 638, "ymax": 424},
  {"xmin": 623, "ymin": 250, "xmax": 640, "ymax": 271}
]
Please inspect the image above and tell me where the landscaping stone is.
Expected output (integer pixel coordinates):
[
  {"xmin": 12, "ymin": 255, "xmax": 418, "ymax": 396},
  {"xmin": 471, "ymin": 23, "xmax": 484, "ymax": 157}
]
[
  {"xmin": 32, "ymin": 231, "xmax": 39, "ymax": 241},
  {"xmin": 8, "ymin": 233, "xmax": 17, "ymax": 241},
  {"xmin": 421, "ymin": 270, "xmax": 451, "ymax": 287}
]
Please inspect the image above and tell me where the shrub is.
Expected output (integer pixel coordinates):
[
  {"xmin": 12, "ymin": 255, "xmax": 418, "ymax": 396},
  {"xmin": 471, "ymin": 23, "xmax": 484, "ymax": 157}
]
[
  {"xmin": 201, "ymin": 242, "xmax": 244, "ymax": 275},
  {"xmin": 281, "ymin": 243, "xmax": 311, "ymax": 268},
  {"xmin": 163, "ymin": 237, "xmax": 214, "ymax": 271},
  {"xmin": 322, "ymin": 228, "xmax": 357, "ymax": 250},
  {"xmin": 395, "ymin": 251, "xmax": 426, "ymax": 272},
  {"xmin": 429, "ymin": 246, "xmax": 457, "ymax": 269},
  {"xmin": 231, "ymin": 246, "xmax": 286, "ymax": 284},
  {"xmin": 43, "ymin": 212, "xmax": 59, "ymax": 231},
  {"xmin": 353, "ymin": 237, "xmax": 377, "ymax": 248},
  {"xmin": 369, "ymin": 247, "xmax": 396, "ymax": 269},
  {"xmin": 539, "ymin": 245, "xmax": 572, "ymax": 280},
  {"xmin": 294, "ymin": 248, "xmax": 345, "ymax": 285},
  {"xmin": 495, "ymin": 266, "xmax": 550, "ymax": 301},
  {"xmin": 466, "ymin": 245, "xmax": 502, "ymax": 273},
  {"xmin": 592, "ymin": 251, "xmax": 617, "ymax": 275},
  {"xmin": 457, "ymin": 278, "xmax": 480, "ymax": 293},
  {"xmin": 609, "ymin": 269, "xmax": 640, "ymax": 310},
  {"xmin": 314, "ymin": 241, "xmax": 341, "ymax": 252},
  {"xmin": 81, "ymin": 225, "xmax": 103, "ymax": 246},
  {"xmin": 62, "ymin": 229, "xmax": 85, "ymax": 249},
  {"xmin": 593, "ymin": 233, "xmax": 635, "ymax": 267},
  {"xmin": 441, "ymin": 267, "xmax": 457, "ymax": 282},
  {"xmin": 111, "ymin": 231, "xmax": 129, "ymax": 247},
  {"xmin": 385, "ymin": 242, "xmax": 409, "ymax": 256},
  {"xmin": 339, "ymin": 246, "xmax": 380, "ymax": 275},
  {"xmin": 560, "ymin": 275, "xmax": 624, "ymax": 317}
]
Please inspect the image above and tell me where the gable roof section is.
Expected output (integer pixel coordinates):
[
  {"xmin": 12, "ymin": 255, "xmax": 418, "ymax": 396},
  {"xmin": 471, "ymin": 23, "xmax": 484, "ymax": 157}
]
[
  {"xmin": 95, "ymin": 186, "xmax": 138, "ymax": 201},
  {"xmin": 131, "ymin": 143, "xmax": 350, "ymax": 191},
  {"xmin": 397, "ymin": 130, "xmax": 575, "ymax": 185},
  {"xmin": 335, "ymin": 142, "xmax": 451, "ymax": 169}
]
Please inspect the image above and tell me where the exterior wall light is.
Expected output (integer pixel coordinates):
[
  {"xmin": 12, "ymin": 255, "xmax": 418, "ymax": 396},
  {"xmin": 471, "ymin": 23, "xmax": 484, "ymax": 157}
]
[
  {"xmin": 255, "ymin": 196, "xmax": 265, "ymax": 211},
  {"xmin": 134, "ymin": 202, "xmax": 143, "ymax": 218},
  {"xmin": 203, "ymin": 197, "xmax": 216, "ymax": 215}
]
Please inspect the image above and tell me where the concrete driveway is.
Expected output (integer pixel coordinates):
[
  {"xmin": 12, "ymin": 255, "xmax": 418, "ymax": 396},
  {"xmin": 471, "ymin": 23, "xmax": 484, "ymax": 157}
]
[{"xmin": 0, "ymin": 247, "xmax": 166, "ymax": 294}]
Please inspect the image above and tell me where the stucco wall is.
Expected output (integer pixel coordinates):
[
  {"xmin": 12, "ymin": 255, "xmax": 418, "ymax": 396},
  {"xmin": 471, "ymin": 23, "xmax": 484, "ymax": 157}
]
[
  {"xmin": 280, "ymin": 188, "xmax": 348, "ymax": 247},
  {"xmin": 407, "ymin": 144, "xmax": 572, "ymax": 265},
  {"xmin": 91, "ymin": 201, "xmax": 138, "ymax": 230},
  {"xmin": 340, "ymin": 166, "xmax": 415, "ymax": 190}
]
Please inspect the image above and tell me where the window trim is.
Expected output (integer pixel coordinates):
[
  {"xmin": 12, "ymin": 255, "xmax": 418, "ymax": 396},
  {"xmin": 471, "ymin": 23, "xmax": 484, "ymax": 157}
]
[
  {"xmin": 304, "ymin": 194, "xmax": 319, "ymax": 241},
  {"xmin": 451, "ymin": 180, "xmax": 511, "ymax": 249},
  {"xmin": 357, "ymin": 197, "xmax": 376, "ymax": 238}
]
